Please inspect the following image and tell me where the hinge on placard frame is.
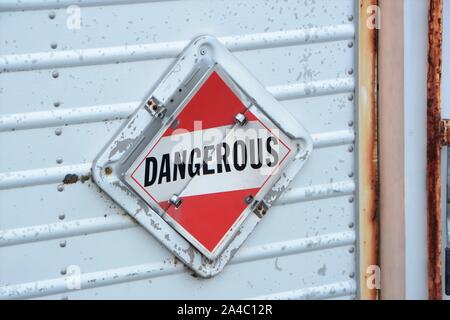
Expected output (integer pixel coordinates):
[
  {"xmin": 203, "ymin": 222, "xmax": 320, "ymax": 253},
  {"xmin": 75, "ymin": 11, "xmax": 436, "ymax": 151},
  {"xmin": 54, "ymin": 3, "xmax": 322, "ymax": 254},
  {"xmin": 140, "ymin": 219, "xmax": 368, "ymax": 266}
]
[
  {"xmin": 145, "ymin": 97, "xmax": 167, "ymax": 118},
  {"xmin": 252, "ymin": 200, "xmax": 268, "ymax": 218}
]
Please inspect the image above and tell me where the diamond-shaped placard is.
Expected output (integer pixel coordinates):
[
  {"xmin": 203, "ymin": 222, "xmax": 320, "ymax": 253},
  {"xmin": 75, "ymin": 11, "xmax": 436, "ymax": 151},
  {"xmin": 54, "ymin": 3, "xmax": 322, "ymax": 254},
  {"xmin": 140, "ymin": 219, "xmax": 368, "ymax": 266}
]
[{"xmin": 92, "ymin": 36, "xmax": 313, "ymax": 277}]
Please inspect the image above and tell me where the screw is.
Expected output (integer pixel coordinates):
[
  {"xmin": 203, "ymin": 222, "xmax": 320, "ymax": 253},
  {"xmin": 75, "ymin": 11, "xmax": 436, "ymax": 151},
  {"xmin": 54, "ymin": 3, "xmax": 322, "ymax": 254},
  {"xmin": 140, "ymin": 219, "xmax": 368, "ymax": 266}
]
[
  {"xmin": 245, "ymin": 195, "xmax": 254, "ymax": 204},
  {"xmin": 169, "ymin": 194, "xmax": 182, "ymax": 208},
  {"xmin": 235, "ymin": 113, "xmax": 247, "ymax": 126}
]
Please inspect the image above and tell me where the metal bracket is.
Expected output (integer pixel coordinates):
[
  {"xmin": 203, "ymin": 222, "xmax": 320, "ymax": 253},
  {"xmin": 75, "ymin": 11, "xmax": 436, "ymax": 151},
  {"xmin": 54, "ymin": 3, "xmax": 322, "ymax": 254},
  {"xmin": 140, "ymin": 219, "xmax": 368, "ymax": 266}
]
[
  {"xmin": 145, "ymin": 97, "xmax": 167, "ymax": 118},
  {"xmin": 252, "ymin": 200, "xmax": 268, "ymax": 218}
]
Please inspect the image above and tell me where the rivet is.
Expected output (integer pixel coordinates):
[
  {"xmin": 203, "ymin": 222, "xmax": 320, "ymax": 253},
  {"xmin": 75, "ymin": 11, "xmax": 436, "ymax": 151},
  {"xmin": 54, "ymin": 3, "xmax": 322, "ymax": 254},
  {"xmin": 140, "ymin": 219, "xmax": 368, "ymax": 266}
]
[
  {"xmin": 348, "ymin": 247, "xmax": 355, "ymax": 254},
  {"xmin": 53, "ymin": 101, "xmax": 61, "ymax": 107},
  {"xmin": 348, "ymin": 120, "xmax": 354, "ymax": 127},
  {"xmin": 348, "ymin": 222, "xmax": 354, "ymax": 228},
  {"xmin": 57, "ymin": 184, "xmax": 64, "ymax": 192},
  {"xmin": 50, "ymin": 42, "xmax": 57, "ymax": 49},
  {"xmin": 348, "ymin": 94, "xmax": 354, "ymax": 101},
  {"xmin": 348, "ymin": 172, "xmax": 354, "ymax": 178},
  {"xmin": 59, "ymin": 214, "xmax": 65, "ymax": 220},
  {"xmin": 349, "ymin": 272, "xmax": 355, "ymax": 278},
  {"xmin": 348, "ymin": 145, "xmax": 354, "ymax": 152},
  {"xmin": 52, "ymin": 70, "xmax": 59, "ymax": 79},
  {"xmin": 104, "ymin": 167, "xmax": 113, "ymax": 175},
  {"xmin": 55, "ymin": 128, "xmax": 62, "ymax": 136},
  {"xmin": 59, "ymin": 240, "xmax": 67, "ymax": 248},
  {"xmin": 348, "ymin": 15, "xmax": 354, "ymax": 22},
  {"xmin": 56, "ymin": 157, "xmax": 63, "ymax": 164},
  {"xmin": 348, "ymin": 197, "xmax": 355, "ymax": 203},
  {"xmin": 235, "ymin": 113, "xmax": 248, "ymax": 126},
  {"xmin": 245, "ymin": 195, "xmax": 254, "ymax": 204},
  {"xmin": 348, "ymin": 41, "xmax": 354, "ymax": 48},
  {"xmin": 48, "ymin": 11, "xmax": 56, "ymax": 19},
  {"xmin": 347, "ymin": 68, "xmax": 354, "ymax": 75},
  {"xmin": 60, "ymin": 268, "xmax": 67, "ymax": 275},
  {"xmin": 169, "ymin": 194, "xmax": 182, "ymax": 208}
]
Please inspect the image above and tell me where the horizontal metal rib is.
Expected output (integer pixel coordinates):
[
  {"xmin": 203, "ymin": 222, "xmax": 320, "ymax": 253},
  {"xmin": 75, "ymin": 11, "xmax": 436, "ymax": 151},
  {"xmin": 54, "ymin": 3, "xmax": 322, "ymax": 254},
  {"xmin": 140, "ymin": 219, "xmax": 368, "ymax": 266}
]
[
  {"xmin": 278, "ymin": 180, "xmax": 355, "ymax": 205},
  {"xmin": 0, "ymin": 130, "xmax": 353, "ymax": 190},
  {"xmin": 0, "ymin": 215, "xmax": 136, "ymax": 247},
  {"xmin": 0, "ymin": 231, "xmax": 355, "ymax": 299},
  {"xmin": 0, "ymin": 0, "xmax": 173, "ymax": 12},
  {"xmin": 0, "ymin": 24, "xmax": 354, "ymax": 73},
  {"xmin": 0, "ymin": 102, "xmax": 136, "ymax": 132},
  {"xmin": 249, "ymin": 281, "xmax": 356, "ymax": 300},
  {"xmin": 0, "ymin": 180, "xmax": 354, "ymax": 247},
  {"xmin": 0, "ymin": 163, "xmax": 91, "ymax": 190},
  {"xmin": 311, "ymin": 129, "xmax": 355, "ymax": 148},
  {"xmin": 0, "ymin": 78, "xmax": 354, "ymax": 132}
]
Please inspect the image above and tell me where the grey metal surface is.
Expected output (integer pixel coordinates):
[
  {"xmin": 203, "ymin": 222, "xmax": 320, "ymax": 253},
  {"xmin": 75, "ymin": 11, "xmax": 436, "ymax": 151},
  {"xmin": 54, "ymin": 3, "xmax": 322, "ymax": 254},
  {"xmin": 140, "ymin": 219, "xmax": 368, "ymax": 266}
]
[{"xmin": 0, "ymin": 0, "xmax": 357, "ymax": 299}]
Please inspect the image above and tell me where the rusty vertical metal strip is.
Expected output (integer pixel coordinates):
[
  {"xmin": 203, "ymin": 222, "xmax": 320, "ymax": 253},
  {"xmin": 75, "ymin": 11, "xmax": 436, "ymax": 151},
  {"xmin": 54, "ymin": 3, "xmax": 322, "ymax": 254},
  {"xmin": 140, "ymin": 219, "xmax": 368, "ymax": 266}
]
[
  {"xmin": 357, "ymin": 0, "xmax": 379, "ymax": 300},
  {"xmin": 427, "ymin": 0, "xmax": 444, "ymax": 300}
]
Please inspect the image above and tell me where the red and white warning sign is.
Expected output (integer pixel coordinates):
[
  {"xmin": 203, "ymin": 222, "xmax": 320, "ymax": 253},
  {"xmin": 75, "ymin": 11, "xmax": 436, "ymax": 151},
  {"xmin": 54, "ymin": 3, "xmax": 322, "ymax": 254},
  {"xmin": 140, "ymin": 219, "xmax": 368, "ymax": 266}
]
[{"xmin": 125, "ymin": 70, "xmax": 294, "ymax": 258}]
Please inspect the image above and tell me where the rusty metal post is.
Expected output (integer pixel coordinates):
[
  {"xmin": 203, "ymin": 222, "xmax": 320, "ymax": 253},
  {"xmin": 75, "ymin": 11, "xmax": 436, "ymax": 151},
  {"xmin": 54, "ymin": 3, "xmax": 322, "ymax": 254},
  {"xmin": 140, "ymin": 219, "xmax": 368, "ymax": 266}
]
[
  {"xmin": 358, "ymin": 0, "xmax": 379, "ymax": 300},
  {"xmin": 427, "ymin": 0, "xmax": 443, "ymax": 300}
]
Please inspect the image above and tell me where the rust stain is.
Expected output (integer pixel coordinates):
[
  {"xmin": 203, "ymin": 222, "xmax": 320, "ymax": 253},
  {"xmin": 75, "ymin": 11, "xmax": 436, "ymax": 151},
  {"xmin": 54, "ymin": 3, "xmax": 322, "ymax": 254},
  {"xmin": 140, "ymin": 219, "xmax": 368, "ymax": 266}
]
[
  {"xmin": 439, "ymin": 120, "xmax": 450, "ymax": 146},
  {"xmin": 62, "ymin": 174, "xmax": 79, "ymax": 184},
  {"xmin": 62, "ymin": 173, "xmax": 90, "ymax": 184},
  {"xmin": 358, "ymin": 0, "xmax": 379, "ymax": 300},
  {"xmin": 427, "ymin": 0, "xmax": 443, "ymax": 300}
]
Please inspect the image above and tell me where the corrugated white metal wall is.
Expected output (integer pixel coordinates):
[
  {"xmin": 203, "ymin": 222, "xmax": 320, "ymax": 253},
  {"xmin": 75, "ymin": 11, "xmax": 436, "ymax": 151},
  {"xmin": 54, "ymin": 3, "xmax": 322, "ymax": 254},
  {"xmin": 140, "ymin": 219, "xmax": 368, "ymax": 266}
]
[{"xmin": 0, "ymin": 0, "xmax": 358, "ymax": 299}]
